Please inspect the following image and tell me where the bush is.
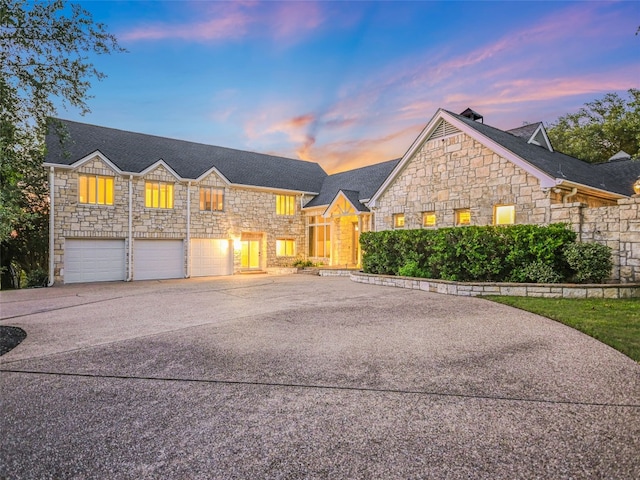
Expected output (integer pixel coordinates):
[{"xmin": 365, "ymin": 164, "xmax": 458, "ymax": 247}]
[
  {"xmin": 563, "ymin": 242, "xmax": 613, "ymax": 283},
  {"xmin": 24, "ymin": 268, "xmax": 48, "ymax": 288},
  {"xmin": 518, "ymin": 262, "xmax": 562, "ymax": 283},
  {"xmin": 293, "ymin": 259, "xmax": 315, "ymax": 268},
  {"xmin": 361, "ymin": 224, "xmax": 577, "ymax": 282}
]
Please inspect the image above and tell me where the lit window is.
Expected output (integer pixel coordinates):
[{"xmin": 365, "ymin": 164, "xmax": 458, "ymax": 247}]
[
  {"xmin": 200, "ymin": 187, "xmax": 224, "ymax": 211},
  {"xmin": 393, "ymin": 213, "xmax": 405, "ymax": 229},
  {"xmin": 276, "ymin": 194, "xmax": 295, "ymax": 215},
  {"xmin": 145, "ymin": 181, "xmax": 174, "ymax": 209},
  {"xmin": 308, "ymin": 216, "xmax": 331, "ymax": 258},
  {"xmin": 455, "ymin": 208, "xmax": 471, "ymax": 226},
  {"xmin": 276, "ymin": 239, "xmax": 295, "ymax": 256},
  {"xmin": 494, "ymin": 205, "xmax": 515, "ymax": 225},
  {"xmin": 423, "ymin": 211, "xmax": 436, "ymax": 227},
  {"xmin": 78, "ymin": 175, "xmax": 114, "ymax": 205}
]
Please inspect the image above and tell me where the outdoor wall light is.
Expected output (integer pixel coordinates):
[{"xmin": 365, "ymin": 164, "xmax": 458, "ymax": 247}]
[{"xmin": 634, "ymin": 176, "xmax": 640, "ymax": 196}]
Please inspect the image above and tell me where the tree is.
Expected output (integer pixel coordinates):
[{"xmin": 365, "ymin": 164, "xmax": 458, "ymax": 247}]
[
  {"xmin": 0, "ymin": 0, "xmax": 123, "ymax": 288},
  {"xmin": 546, "ymin": 89, "xmax": 640, "ymax": 163}
]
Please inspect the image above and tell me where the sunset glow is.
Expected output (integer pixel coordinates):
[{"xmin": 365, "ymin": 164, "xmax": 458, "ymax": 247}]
[{"xmin": 60, "ymin": 1, "xmax": 639, "ymax": 174}]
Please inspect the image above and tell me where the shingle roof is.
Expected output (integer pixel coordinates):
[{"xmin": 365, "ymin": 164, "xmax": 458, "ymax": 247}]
[
  {"xmin": 506, "ymin": 122, "xmax": 542, "ymax": 140},
  {"xmin": 45, "ymin": 119, "xmax": 327, "ymax": 193},
  {"xmin": 304, "ymin": 158, "xmax": 401, "ymax": 208},
  {"xmin": 592, "ymin": 159, "xmax": 640, "ymax": 195},
  {"xmin": 446, "ymin": 111, "xmax": 634, "ymax": 196}
]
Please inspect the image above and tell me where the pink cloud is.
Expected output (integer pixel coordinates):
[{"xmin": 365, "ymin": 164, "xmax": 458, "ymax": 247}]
[{"xmin": 121, "ymin": 1, "xmax": 326, "ymax": 43}]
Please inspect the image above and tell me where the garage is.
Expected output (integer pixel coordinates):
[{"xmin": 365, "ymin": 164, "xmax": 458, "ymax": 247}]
[
  {"xmin": 133, "ymin": 239, "xmax": 184, "ymax": 280},
  {"xmin": 64, "ymin": 239, "xmax": 126, "ymax": 284},
  {"xmin": 190, "ymin": 239, "xmax": 233, "ymax": 277}
]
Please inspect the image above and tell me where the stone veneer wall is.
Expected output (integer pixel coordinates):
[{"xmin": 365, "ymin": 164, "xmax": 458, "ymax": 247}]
[
  {"xmin": 550, "ymin": 197, "xmax": 640, "ymax": 283},
  {"xmin": 374, "ymin": 132, "xmax": 550, "ymax": 230},
  {"xmin": 51, "ymin": 156, "xmax": 307, "ymax": 282},
  {"xmin": 350, "ymin": 272, "xmax": 640, "ymax": 299}
]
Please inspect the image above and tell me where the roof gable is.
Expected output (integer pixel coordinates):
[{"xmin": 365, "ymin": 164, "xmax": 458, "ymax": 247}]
[
  {"xmin": 370, "ymin": 109, "xmax": 631, "ymax": 205},
  {"xmin": 323, "ymin": 190, "xmax": 369, "ymax": 217},
  {"xmin": 45, "ymin": 119, "xmax": 327, "ymax": 193},
  {"xmin": 304, "ymin": 158, "xmax": 400, "ymax": 209}
]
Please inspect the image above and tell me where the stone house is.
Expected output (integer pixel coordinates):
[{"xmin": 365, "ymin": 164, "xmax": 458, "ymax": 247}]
[{"xmin": 44, "ymin": 108, "xmax": 640, "ymax": 284}]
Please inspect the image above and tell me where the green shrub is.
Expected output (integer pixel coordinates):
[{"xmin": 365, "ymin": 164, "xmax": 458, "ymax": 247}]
[
  {"xmin": 518, "ymin": 261, "xmax": 562, "ymax": 283},
  {"xmin": 563, "ymin": 242, "xmax": 613, "ymax": 283},
  {"xmin": 398, "ymin": 260, "xmax": 429, "ymax": 278},
  {"xmin": 24, "ymin": 268, "xmax": 48, "ymax": 288},
  {"xmin": 292, "ymin": 259, "xmax": 315, "ymax": 268},
  {"xmin": 360, "ymin": 223, "xmax": 577, "ymax": 283}
]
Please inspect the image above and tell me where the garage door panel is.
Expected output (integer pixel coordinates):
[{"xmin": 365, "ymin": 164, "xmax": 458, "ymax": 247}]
[
  {"xmin": 191, "ymin": 239, "xmax": 232, "ymax": 277},
  {"xmin": 134, "ymin": 240, "xmax": 184, "ymax": 280},
  {"xmin": 64, "ymin": 239, "xmax": 126, "ymax": 284}
]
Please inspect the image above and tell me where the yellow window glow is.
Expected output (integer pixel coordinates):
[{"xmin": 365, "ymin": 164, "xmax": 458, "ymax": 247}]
[
  {"xmin": 276, "ymin": 194, "xmax": 295, "ymax": 215},
  {"xmin": 88, "ymin": 176, "xmax": 97, "ymax": 204},
  {"xmin": 167, "ymin": 184, "xmax": 174, "ymax": 209},
  {"xmin": 79, "ymin": 175, "xmax": 88, "ymax": 203},
  {"xmin": 423, "ymin": 212, "xmax": 436, "ymax": 227},
  {"xmin": 276, "ymin": 239, "xmax": 295, "ymax": 256},
  {"xmin": 495, "ymin": 205, "xmax": 515, "ymax": 225},
  {"xmin": 393, "ymin": 213, "xmax": 405, "ymax": 229},
  {"xmin": 455, "ymin": 209, "xmax": 471, "ymax": 226},
  {"xmin": 105, "ymin": 177, "xmax": 114, "ymax": 205},
  {"xmin": 79, "ymin": 174, "xmax": 114, "ymax": 205}
]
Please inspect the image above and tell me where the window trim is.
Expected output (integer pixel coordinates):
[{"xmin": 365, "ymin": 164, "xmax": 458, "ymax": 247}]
[
  {"xmin": 276, "ymin": 194, "xmax": 296, "ymax": 216},
  {"xmin": 276, "ymin": 238, "xmax": 296, "ymax": 257},
  {"xmin": 422, "ymin": 211, "xmax": 436, "ymax": 228},
  {"xmin": 145, "ymin": 180, "xmax": 174, "ymax": 209},
  {"xmin": 308, "ymin": 215, "xmax": 331, "ymax": 258},
  {"xmin": 78, "ymin": 174, "xmax": 114, "ymax": 206},
  {"xmin": 494, "ymin": 204, "xmax": 515, "ymax": 225},
  {"xmin": 199, "ymin": 186, "xmax": 224, "ymax": 212},
  {"xmin": 454, "ymin": 208, "xmax": 471, "ymax": 226},
  {"xmin": 393, "ymin": 213, "xmax": 405, "ymax": 229}
]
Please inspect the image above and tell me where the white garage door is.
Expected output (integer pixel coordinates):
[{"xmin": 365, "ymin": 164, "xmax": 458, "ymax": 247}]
[
  {"xmin": 64, "ymin": 239, "xmax": 126, "ymax": 284},
  {"xmin": 134, "ymin": 240, "xmax": 184, "ymax": 280},
  {"xmin": 191, "ymin": 239, "xmax": 233, "ymax": 277}
]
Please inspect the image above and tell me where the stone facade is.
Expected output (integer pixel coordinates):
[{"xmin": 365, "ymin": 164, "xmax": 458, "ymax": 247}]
[
  {"xmin": 351, "ymin": 272, "xmax": 640, "ymax": 299},
  {"xmin": 50, "ymin": 155, "xmax": 308, "ymax": 283},
  {"xmin": 372, "ymin": 130, "xmax": 640, "ymax": 283},
  {"xmin": 374, "ymin": 133, "xmax": 551, "ymax": 230},
  {"xmin": 550, "ymin": 197, "xmax": 640, "ymax": 283}
]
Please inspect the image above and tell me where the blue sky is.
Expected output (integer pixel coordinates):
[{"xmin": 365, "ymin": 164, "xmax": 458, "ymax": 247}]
[{"xmin": 62, "ymin": 1, "xmax": 639, "ymax": 173}]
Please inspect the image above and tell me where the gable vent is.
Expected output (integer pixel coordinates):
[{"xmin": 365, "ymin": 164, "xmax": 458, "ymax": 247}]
[{"xmin": 428, "ymin": 119, "xmax": 461, "ymax": 141}]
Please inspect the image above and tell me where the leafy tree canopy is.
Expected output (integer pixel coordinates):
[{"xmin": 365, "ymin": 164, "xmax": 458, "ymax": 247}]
[
  {"xmin": 0, "ymin": 0, "xmax": 123, "ymax": 288},
  {"xmin": 546, "ymin": 89, "xmax": 640, "ymax": 164}
]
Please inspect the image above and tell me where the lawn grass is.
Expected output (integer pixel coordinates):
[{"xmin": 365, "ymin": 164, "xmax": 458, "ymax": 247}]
[{"xmin": 485, "ymin": 296, "xmax": 640, "ymax": 362}]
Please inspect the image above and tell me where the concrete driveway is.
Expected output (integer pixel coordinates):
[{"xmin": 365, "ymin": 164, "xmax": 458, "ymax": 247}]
[{"xmin": 1, "ymin": 275, "xmax": 639, "ymax": 479}]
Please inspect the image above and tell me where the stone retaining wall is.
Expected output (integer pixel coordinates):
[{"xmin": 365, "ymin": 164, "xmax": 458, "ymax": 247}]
[{"xmin": 350, "ymin": 272, "xmax": 640, "ymax": 299}]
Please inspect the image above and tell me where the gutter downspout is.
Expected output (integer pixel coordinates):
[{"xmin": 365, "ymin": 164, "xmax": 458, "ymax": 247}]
[
  {"xmin": 127, "ymin": 175, "xmax": 133, "ymax": 281},
  {"xmin": 186, "ymin": 181, "xmax": 191, "ymax": 278},
  {"xmin": 48, "ymin": 167, "xmax": 55, "ymax": 286},
  {"xmin": 563, "ymin": 187, "xmax": 578, "ymax": 204}
]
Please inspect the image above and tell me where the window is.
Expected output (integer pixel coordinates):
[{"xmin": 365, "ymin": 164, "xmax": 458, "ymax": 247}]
[
  {"xmin": 145, "ymin": 181, "xmax": 174, "ymax": 209},
  {"xmin": 455, "ymin": 208, "xmax": 471, "ymax": 226},
  {"xmin": 276, "ymin": 194, "xmax": 296, "ymax": 215},
  {"xmin": 276, "ymin": 239, "xmax": 295, "ymax": 257},
  {"xmin": 308, "ymin": 215, "xmax": 331, "ymax": 258},
  {"xmin": 494, "ymin": 205, "xmax": 515, "ymax": 225},
  {"xmin": 79, "ymin": 175, "xmax": 114, "ymax": 205},
  {"xmin": 423, "ymin": 211, "xmax": 436, "ymax": 227},
  {"xmin": 393, "ymin": 213, "xmax": 405, "ymax": 229},
  {"xmin": 200, "ymin": 187, "xmax": 224, "ymax": 211}
]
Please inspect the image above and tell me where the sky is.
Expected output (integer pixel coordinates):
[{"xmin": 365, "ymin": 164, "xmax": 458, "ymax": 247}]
[{"xmin": 59, "ymin": 0, "xmax": 640, "ymax": 174}]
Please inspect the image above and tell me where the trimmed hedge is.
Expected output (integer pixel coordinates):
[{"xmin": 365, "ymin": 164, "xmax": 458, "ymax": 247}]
[{"xmin": 361, "ymin": 224, "xmax": 582, "ymax": 283}]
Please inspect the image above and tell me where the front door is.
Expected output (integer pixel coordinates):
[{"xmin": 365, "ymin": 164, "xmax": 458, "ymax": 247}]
[{"xmin": 241, "ymin": 239, "xmax": 261, "ymax": 270}]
